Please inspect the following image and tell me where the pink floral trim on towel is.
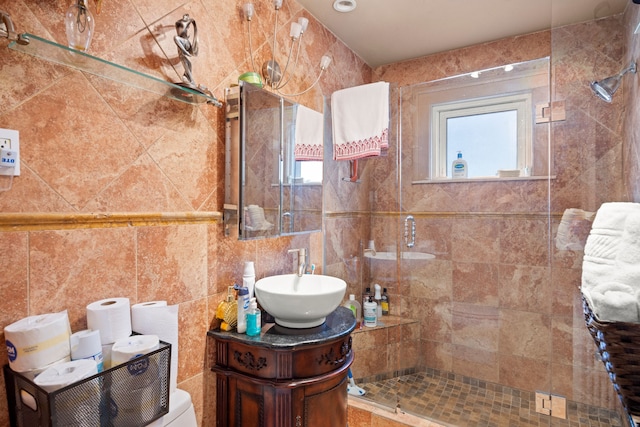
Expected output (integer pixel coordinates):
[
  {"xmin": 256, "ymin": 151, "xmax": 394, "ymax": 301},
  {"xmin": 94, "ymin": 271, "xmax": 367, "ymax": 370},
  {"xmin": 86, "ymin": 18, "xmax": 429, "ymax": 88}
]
[
  {"xmin": 295, "ymin": 144, "xmax": 323, "ymax": 161},
  {"xmin": 333, "ymin": 128, "xmax": 388, "ymax": 161}
]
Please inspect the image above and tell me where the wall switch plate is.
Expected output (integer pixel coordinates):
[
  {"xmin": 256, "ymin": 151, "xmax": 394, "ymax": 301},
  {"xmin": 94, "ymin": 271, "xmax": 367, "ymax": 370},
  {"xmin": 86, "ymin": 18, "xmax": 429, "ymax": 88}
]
[{"xmin": 0, "ymin": 128, "xmax": 20, "ymax": 176}]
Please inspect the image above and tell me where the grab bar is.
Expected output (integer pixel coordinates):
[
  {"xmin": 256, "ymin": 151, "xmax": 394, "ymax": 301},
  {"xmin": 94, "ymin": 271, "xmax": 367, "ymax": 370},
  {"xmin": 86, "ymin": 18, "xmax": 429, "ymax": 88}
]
[{"xmin": 404, "ymin": 215, "xmax": 415, "ymax": 248}]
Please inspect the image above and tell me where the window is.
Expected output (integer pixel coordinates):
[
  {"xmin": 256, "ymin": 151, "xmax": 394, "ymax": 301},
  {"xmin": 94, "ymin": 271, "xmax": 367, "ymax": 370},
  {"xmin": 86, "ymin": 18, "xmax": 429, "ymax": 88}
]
[
  {"xmin": 406, "ymin": 57, "xmax": 550, "ymax": 183},
  {"xmin": 431, "ymin": 93, "xmax": 532, "ymax": 179}
]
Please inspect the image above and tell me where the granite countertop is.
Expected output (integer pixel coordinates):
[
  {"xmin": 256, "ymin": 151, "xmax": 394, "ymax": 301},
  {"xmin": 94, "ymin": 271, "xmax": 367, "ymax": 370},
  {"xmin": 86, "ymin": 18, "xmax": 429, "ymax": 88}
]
[{"xmin": 208, "ymin": 306, "xmax": 356, "ymax": 348}]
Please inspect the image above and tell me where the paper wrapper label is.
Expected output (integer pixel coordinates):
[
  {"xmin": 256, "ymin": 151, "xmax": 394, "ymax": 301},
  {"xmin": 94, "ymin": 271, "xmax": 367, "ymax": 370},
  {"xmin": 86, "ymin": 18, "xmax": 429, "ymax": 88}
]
[{"xmin": 4, "ymin": 311, "xmax": 71, "ymax": 372}]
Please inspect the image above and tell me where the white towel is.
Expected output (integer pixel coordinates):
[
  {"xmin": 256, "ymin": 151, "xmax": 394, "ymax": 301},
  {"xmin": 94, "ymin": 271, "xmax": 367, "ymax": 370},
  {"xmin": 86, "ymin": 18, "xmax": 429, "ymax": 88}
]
[
  {"xmin": 582, "ymin": 202, "xmax": 640, "ymax": 293},
  {"xmin": 589, "ymin": 282, "xmax": 640, "ymax": 323},
  {"xmin": 555, "ymin": 208, "xmax": 594, "ymax": 251},
  {"xmin": 607, "ymin": 213, "xmax": 640, "ymax": 286},
  {"xmin": 294, "ymin": 105, "xmax": 323, "ymax": 161},
  {"xmin": 245, "ymin": 205, "xmax": 273, "ymax": 232},
  {"xmin": 331, "ymin": 82, "xmax": 390, "ymax": 161},
  {"xmin": 591, "ymin": 202, "xmax": 640, "ymax": 231}
]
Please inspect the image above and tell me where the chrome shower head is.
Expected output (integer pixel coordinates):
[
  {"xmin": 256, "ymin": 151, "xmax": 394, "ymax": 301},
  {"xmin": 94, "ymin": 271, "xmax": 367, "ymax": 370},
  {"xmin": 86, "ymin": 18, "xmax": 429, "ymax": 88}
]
[{"xmin": 590, "ymin": 62, "xmax": 637, "ymax": 103}]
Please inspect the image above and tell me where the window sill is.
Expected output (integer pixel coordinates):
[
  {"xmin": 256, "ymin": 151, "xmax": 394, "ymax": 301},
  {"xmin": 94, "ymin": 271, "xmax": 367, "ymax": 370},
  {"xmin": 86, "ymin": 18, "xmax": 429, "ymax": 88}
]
[{"xmin": 412, "ymin": 175, "xmax": 556, "ymax": 184}]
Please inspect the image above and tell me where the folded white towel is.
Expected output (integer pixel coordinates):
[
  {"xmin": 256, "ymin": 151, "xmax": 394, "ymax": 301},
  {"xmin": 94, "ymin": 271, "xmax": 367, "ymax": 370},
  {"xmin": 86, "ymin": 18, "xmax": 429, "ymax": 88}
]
[
  {"xmin": 591, "ymin": 202, "xmax": 640, "ymax": 231},
  {"xmin": 605, "ymin": 213, "xmax": 640, "ymax": 288},
  {"xmin": 582, "ymin": 203, "xmax": 640, "ymax": 295},
  {"xmin": 245, "ymin": 205, "xmax": 274, "ymax": 231},
  {"xmin": 331, "ymin": 81, "xmax": 389, "ymax": 161},
  {"xmin": 294, "ymin": 105, "xmax": 323, "ymax": 161},
  {"xmin": 555, "ymin": 208, "xmax": 594, "ymax": 251},
  {"xmin": 589, "ymin": 282, "xmax": 640, "ymax": 323}
]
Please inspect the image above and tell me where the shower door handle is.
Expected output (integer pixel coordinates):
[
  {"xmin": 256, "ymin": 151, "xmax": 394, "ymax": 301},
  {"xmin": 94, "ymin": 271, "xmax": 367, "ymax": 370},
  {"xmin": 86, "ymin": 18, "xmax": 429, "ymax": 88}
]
[{"xmin": 404, "ymin": 215, "xmax": 415, "ymax": 248}]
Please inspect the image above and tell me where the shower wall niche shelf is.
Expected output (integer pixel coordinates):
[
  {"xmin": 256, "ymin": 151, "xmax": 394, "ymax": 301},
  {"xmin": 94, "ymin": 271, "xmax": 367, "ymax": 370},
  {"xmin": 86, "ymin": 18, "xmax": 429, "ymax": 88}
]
[{"xmin": 8, "ymin": 33, "xmax": 222, "ymax": 107}]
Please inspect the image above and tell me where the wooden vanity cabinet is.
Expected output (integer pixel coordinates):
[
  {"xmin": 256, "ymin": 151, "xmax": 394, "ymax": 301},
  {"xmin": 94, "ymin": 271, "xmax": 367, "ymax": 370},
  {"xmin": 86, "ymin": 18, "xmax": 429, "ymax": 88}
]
[{"xmin": 209, "ymin": 308, "xmax": 356, "ymax": 427}]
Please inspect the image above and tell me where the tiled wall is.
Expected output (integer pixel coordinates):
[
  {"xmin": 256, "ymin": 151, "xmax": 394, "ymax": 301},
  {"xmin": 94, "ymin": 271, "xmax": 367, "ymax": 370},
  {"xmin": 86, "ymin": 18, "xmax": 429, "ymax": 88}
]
[
  {"xmin": 0, "ymin": 1, "xmax": 370, "ymax": 426},
  {"xmin": 325, "ymin": 14, "xmax": 631, "ymax": 412}
]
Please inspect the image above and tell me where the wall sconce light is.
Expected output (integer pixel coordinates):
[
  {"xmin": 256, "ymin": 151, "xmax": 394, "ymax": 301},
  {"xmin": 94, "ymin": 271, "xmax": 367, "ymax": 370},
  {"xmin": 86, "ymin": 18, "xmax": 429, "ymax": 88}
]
[
  {"xmin": 243, "ymin": 0, "xmax": 331, "ymax": 96},
  {"xmin": 590, "ymin": 62, "xmax": 637, "ymax": 103}
]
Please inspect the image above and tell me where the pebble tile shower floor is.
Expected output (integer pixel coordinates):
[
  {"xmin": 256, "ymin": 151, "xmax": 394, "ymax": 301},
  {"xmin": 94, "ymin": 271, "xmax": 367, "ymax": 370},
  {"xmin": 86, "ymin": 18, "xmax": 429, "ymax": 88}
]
[{"xmin": 358, "ymin": 370, "xmax": 623, "ymax": 427}]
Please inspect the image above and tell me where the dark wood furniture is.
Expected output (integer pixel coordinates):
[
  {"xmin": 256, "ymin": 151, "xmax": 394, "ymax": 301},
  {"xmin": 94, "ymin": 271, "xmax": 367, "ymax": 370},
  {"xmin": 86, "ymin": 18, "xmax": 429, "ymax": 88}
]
[{"xmin": 208, "ymin": 307, "xmax": 356, "ymax": 427}]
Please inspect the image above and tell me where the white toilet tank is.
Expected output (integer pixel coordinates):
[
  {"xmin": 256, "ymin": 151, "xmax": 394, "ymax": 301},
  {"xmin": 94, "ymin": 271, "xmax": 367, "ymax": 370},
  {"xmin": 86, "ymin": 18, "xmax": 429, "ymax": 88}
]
[{"xmin": 149, "ymin": 389, "xmax": 197, "ymax": 426}]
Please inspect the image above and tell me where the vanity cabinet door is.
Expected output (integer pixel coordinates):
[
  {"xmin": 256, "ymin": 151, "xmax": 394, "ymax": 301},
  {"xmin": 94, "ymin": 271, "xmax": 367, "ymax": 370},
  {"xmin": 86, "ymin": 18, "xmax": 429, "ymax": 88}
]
[{"xmin": 292, "ymin": 369, "xmax": 349, "ymax": 427}]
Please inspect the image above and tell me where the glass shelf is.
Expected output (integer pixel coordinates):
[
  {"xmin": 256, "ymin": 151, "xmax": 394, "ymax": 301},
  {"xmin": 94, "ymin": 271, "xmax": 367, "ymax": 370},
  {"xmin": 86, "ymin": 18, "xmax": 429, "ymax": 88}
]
[{"xmin": 8, "ymin": 33, "xmax": 222, "ymax": 107}]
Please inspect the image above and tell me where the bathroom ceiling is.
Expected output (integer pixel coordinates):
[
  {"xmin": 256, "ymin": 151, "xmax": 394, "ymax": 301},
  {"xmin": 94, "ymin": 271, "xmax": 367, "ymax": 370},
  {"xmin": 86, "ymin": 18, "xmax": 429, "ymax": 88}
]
[{"xmin": 297, "ymin": 0, "xmax": 629, "ymax": 67}]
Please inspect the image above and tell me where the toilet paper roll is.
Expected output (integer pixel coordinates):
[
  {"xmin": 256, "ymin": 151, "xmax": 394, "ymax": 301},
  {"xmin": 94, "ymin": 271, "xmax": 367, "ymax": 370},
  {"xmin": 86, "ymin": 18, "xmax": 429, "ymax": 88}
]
[
  {"xmin": 18, "ymin": 356, "xmax": 71, "ymax": 381},
  {"xmin": 111, "ymin": 358, "xmax": 162, "ymax": 427},
  {"xmin": 47, "ymin": 364, "xmax": 102, "ymax": 426},
  {"xmin": 4, "ymin": 311, "xmax": 71, "ymax": 373},
  {"xmin": 101, "ymin": 343, "xmax": 113, "ymax": 370},
  {"xmin": 111, "ymin": 335, "xmax": 159, "ymax": 366},
  {"xmin": 34, "ymin": 359, "xmax": 98, "ymax": 392},
  {"xmin": 70, "ymin": 329, "xmax": 104, "ymax": 372},
  {"xmin": 86, "ymin": 298, "xmax": 132, "ymax": 345},
  {"xmin": 131, "ymin": 301, "xmax": 178, "ymax": 393}
]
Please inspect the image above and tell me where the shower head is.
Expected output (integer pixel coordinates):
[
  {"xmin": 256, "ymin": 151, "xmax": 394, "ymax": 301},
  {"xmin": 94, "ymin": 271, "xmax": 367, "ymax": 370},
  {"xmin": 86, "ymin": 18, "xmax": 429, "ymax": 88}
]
[{"xmin": 590, "ymin": 62, "xmax": 637, "ymax": 103}]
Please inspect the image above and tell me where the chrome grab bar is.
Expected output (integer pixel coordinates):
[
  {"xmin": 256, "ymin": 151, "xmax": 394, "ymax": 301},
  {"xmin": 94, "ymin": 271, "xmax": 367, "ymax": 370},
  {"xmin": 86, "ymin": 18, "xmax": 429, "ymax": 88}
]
[{"xmin": 404, "ymin": 215, "xmax": 415, "ymax": 248}]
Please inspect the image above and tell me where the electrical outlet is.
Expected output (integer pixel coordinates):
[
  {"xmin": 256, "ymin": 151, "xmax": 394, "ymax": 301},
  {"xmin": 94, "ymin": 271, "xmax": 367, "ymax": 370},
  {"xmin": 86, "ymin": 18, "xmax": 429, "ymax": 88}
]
[{"xmin": 0, "ymin": 128, "xmax": 19, "ymax": 176}]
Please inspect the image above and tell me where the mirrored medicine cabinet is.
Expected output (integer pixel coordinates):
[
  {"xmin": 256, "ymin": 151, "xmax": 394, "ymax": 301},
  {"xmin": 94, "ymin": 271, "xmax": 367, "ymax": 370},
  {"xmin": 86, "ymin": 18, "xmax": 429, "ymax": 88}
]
[{"xmin": 224, "ymin": 82, "xmax": 323, "ymax": 240}]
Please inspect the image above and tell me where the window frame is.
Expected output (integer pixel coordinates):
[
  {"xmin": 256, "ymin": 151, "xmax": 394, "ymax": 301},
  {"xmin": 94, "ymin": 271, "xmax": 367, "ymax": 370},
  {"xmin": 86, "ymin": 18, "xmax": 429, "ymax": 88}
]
[{"xmin": 431, "ymin": 92, "xmax": 532, "ymax": 179}]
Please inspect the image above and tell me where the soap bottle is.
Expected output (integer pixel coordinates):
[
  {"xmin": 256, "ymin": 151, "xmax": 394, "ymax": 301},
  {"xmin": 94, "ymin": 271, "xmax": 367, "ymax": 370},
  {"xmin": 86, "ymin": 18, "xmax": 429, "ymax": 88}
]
[
  {"xmin": 243, "ymin": 261, "xmax": 256, "ymax": 299},
  {"xmin": 235, "ymin": 284, "xmax": 250, "ymax": 333},
  {"xmin": 452, "ymin": 151, "xmax": 468, "ymax": 178},
  {"xmin": 343, "ymin": 294, "xmax": 362, "ymax": 327},
  {"xmin": 246, "ymin": 298, "xmax": 261, "ymax": 337},
  {"xmin": 381, "ymin": 288, "xmax": 390, "ymax": 315},
  {"xmin": 362, "ymin": 287, "xmax": 371, "ymax": 310},
  {"xmin": 363, "ymin": 296, "xmax": 377, "ymax": 327},
  {"xmin": 374, "ymin": 284, "xmax": 383, "ymax": 318}
]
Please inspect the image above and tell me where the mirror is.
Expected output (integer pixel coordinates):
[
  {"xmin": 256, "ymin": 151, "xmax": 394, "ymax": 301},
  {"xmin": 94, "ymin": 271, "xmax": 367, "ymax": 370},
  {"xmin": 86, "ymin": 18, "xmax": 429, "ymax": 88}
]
[{"xmin": 224, "ymin": 82, "xmax": 323, "ymax": 240}]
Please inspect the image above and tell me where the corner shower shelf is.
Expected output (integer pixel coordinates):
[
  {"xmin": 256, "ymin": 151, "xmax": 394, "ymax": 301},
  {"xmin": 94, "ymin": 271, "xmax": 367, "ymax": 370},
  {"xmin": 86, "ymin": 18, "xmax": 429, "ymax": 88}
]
[{"xmin": 8, "ymin": 33, "xmax": 222, "ymax": 107}]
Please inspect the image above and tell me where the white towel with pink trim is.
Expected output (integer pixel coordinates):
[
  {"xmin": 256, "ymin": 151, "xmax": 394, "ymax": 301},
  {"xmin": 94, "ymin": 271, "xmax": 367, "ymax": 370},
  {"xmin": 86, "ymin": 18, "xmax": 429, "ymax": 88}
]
[
  {"xmin": 294, "ymin": 104, "xmax": 324, "ymax": 161},
  {"xmin": 331, "ymin": 81, "xmax": 389, "ymax": 161}
]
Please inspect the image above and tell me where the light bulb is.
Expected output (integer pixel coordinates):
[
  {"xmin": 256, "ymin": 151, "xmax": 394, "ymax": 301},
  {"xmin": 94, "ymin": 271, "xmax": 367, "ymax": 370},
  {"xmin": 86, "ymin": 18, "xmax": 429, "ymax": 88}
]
[
  {"xmin": 64, "ymin": 0, "xmax": 95, "ymax": 52},
  {"xmin": 320, "ymin": 55, "xmax": 332, "ymax": 70},
  {"xmin": 290, "ymin": 22, "xmax": 302, "ymax": 40},
  {"xmin": 243, "ymin": 3, "xmax": 254, "ymax": 21},
  {"xmin": 298, "ymin": 17, "xmax": 309, "ymax": 33},
  {"xmin": 273, "ymin": 0, "xmax": 283, "ymax": 10}
]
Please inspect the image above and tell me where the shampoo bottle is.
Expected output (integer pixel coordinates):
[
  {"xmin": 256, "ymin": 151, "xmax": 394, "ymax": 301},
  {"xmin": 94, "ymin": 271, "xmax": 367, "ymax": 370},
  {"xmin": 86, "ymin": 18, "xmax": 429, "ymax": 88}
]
[
  {"xmin": 235, "ymin": 284, "xmax": 250, "ymax": 333},
  {"xmin": 243, "ymin": 261, "xmax": 256, "ymax": 299},
  {"xmin": 246, "ymin": 298, "xmax": 261, "ymax": 337},
  {"xmin": 363, "ymin": 296, "xmax": 377, "ymax": 327},
  {"xmin": 452, "ymin": 151, "xmax": 468, "ymax": 178},
  {"xmin": 374, "ymin": 284, "xmax": 383, "ymax": 318},
  {"xmin": 381, "ymin": 288, "xmax": 390, "ymax": 315},
  {"xmin": 343, "ymin": 294, "xmax": 362, "ymax": 327}
]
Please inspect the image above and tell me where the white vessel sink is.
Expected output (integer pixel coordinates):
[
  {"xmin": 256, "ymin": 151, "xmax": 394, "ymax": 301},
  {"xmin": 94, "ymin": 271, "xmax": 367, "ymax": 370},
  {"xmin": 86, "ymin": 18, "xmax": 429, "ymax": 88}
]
[
  {"xmin": 254, "ymin": 274, "xmax": 347, "ymax": 328},
  {"xmin": 364, "ymin": 251, "xmax": 435, "ymax": 261}
]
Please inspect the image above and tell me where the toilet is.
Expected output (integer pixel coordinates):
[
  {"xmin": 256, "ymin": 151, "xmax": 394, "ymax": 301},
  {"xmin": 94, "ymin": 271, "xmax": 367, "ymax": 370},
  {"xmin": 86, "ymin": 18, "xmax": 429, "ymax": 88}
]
[{"xmin": 149, "ymin": 389, "xmax": 197, "ymax": 426}]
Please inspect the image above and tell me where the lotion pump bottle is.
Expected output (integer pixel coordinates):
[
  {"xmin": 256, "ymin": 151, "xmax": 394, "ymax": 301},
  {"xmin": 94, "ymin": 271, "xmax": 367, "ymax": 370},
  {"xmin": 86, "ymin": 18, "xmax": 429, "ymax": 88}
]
[
  {"xmin": 246, "ymin": 298, "xmax": 261, "ymax": 337},
  {"xmin": 452, "ymin": 151, "xmax": 468, "ymax": 178},
  {"xmin": 374, "ymin": 284, "xmax": 383, "ymax": 318},
  {"xmin": 363, "ymin": 296, "xmax": 377, "ymax": 327}
]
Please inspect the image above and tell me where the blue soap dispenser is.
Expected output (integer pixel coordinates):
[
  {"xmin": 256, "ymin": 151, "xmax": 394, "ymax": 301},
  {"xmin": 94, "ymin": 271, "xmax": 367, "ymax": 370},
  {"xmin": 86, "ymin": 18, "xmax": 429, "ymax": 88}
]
[{"xmin": 246, "ymin": 297, "xmax": 261, "ymax": 337}]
